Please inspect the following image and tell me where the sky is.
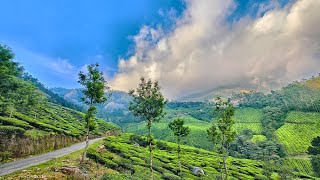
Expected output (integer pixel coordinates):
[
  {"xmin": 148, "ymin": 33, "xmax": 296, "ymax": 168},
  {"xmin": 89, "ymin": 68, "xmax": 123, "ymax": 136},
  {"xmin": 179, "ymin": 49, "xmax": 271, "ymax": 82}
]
[{"xmin": 1, "ymin": 0, "xmax": 320, "ymax": 99}]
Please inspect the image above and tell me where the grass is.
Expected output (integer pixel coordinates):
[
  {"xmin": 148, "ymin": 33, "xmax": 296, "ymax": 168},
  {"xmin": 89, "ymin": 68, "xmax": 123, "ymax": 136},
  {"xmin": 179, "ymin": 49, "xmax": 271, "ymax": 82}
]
[{"xmin": 2, "ymin": 140, "xmax": 109, "ymax": 180}]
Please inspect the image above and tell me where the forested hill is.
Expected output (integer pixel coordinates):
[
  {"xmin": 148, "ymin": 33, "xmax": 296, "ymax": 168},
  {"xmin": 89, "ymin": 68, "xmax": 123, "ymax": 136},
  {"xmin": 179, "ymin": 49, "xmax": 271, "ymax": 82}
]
[
  {"xmin": 234, "ymin": 76, "xmax": 320, "ymax": 112},
  {"xmin": 23, "ymin": 75, "xmax": 85, "ymax": 112},
  {"xmin": 0, "ymin": 44, "xmax": 117, "ymax": 163}
]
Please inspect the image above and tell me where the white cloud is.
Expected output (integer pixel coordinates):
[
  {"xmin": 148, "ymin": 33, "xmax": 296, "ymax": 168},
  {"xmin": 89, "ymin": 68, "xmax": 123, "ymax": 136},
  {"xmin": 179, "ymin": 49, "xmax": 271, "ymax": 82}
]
[
  {"xmin": 110, "ymin": 0, "xmax": 320, "ymax": 99},
  {"xmin": 48, "ymin": 58, "xmax": 76, "ymax": 75}
]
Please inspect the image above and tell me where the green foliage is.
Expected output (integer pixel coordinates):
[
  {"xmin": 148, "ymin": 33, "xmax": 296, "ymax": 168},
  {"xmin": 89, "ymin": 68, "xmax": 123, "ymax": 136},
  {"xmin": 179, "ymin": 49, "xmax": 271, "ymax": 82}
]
[
  {"xmin": 78, "ymin": 63, "xmax": 111, "ymax": 161},
  {"xmin": 168, "ymin": 118, "xmax": 190, "ymax": 175},
  {"xmin": 209, "ymin": 97, "xmax": 236, "ymax": 179},
  {"xmin": 0, "ymin": 151, "xmax": 12, "ymax": 163},
  {"xmin": 129, "ymin": 77, "xmax": 167, "ymax": 126},
  {"xmin": 88, "ymin": 134, "xmax": 270, "ymax": 179},
  {"xmin": 286, "ymin": 111, "xmax": 320, "ymax": 124},
  {"xmin": 235, "ymin": 77, "xmax": 320, "ymax": 113},
  {"xmin": 251, "ymin": 135, "xmax": 267, "ymax": 143},
  {"xmin": 311, "ymin": 155, "xmax": 320, "ymax": 177},
  {"xmin": 78, "ymin": 63, "xmax": 110, "ymax": 106},
  {"xmin": 214, "ymin": 97, "xmax": 236, "ymax": 144},
  {"xmin": 128, "ymin": 77, "xmax": 167, "ymax": 179},
  {"xmin": 207, "ymin": 123, "xmax": 219, "ymax": 144},
  {"xmin": 308, "ymin": 136, "xmax": 320, "ymax": 155},
  {"xmin": 126, "ymin": 108, "xmax": 264, "ymax": 151},
  {"xmin": 85, "ymin": 106, "xmax": 98, "ymax": 131},
  {"xmin": 275, "ymin": 123, "xmax": 320, "ymax": 155},
  {"xmin": 261, "ymin": 106, "xmax": 286, "ymax": 139},
  {"xmin": 129, "ymin": 134, "xmax": 149, "ymax": 147},
  {"xmin": 168, "ymin": 118, "xmax": 191, "ymax": 139},
  {"xmin": 229, "ymin": 130, "xmax": 286, "ymax": 160},
  {"xmin": 308, "ymin": 136, "xmax": 320, "ymax": 177},
  {"xmin": 0, "ymin": 125, "xmax": 25, "ymax": 134},
  {"xmin": 23, "ymin": 74, "xmax": 85, "ymax": 112},
  {"xmin": 0, "ymin": 116, "xmax": 33, "ymax": 129},
  {"xmin": 284, "ymin": 157, "xmax": 313, "ymax": 176},
  {"xmin": 156, "ymin": 141, "xmax": 170, "ymax": 151}
]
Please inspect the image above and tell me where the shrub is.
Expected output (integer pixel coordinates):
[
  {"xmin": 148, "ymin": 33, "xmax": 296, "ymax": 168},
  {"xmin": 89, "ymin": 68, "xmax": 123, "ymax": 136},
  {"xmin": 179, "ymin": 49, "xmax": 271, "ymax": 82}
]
[
  {"xmin": 156, "ymin": 141, "xmax": 169, "ymax": 150},
  {"xmin": 0, "ymin": 125, "xmax": 25, "ymax": 135},
  {"xmin": 0, "ymin": 117, "xmax": 33, "ymax": 129},
  {"xmin": 129, "ymin": 134, "xmax": 149, "ymax": 147},
  {"xmin": 162, "ymin": 172, "xmax": 180, "ymax": 180},
  {"xmin": 0, "ymin": 151, "xmax": 12, "ymax": 163}
]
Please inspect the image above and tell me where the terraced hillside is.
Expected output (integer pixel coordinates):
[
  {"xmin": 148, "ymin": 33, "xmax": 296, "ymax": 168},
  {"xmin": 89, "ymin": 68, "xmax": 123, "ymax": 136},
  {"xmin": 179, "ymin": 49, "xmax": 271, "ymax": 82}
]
[
  {"xmin": 87, "ymin": 134, "xmax": 315, "ymax": 180},
  {"xmin": 275, "ymin": 111, "xmax": 320, "ymax": 155},
  {"xmin": 125, "ymin": 108, "xmax": 265, "ymax": 150},
  {"xmin": 0, "ymin": 102, "xmax": 117, "ymax": 163}
]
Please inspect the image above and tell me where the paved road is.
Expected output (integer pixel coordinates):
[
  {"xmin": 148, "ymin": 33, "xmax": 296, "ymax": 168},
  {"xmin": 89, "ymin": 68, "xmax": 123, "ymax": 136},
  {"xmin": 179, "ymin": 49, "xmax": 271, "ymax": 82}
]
[{"xmin": 0, "ymin": 138, "xmax": 103, "ymax": 176}]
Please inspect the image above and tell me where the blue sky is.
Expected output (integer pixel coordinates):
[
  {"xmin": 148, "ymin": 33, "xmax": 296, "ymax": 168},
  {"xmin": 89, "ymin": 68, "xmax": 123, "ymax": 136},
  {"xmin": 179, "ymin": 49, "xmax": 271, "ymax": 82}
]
[
  {"xmin": 0, "ymin": 0, "xmax": 185, "ymax": 87},
  {"xmin": 0, "ymin": 0, "xmax": 295, "ymax": 91}
]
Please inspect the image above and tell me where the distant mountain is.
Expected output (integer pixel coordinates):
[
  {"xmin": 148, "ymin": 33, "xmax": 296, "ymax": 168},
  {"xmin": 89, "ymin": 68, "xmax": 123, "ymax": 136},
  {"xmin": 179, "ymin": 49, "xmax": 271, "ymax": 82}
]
[
  {"xmin": 23, "ymin": 74, "xmax": 85, "ymax": 112},
  {"xmin": 50, "ymin": 88, "xmax": 131, "ymax": 111},
  {"xmin": 176, "ymin": 84, "xmax": 253, "ymax": 102},
  {"xmin": 50, "ymin": 88, "xmax": 138, "ymax": 124}
]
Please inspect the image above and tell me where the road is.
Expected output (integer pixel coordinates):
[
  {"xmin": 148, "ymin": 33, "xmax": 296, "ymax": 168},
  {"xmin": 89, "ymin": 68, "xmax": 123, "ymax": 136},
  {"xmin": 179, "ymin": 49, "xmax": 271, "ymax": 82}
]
[{"xmin": 0, "ymin": 138, "xmax": 103, "ymax": 176}]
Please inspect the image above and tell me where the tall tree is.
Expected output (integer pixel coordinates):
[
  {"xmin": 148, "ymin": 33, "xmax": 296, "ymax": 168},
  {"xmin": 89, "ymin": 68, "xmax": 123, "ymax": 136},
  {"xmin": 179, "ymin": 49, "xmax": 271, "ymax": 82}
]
[
  {"xmin": 207, "ymin": 97, "xmax": 236, "ymax": 180},
  {"xmin": 168, "ymin": 118, "xmax": 190, "ymax": 176},
  {"xmin": 0, "ymin": 44, "xmax": 23, "ymax": 102},
  {"xmin": 78, "ymin": 63, "xmax": 110, "ymax": 162},
  {"xmin": 129, "ymin": 77, "xmax": 167, "ymax": 180}
]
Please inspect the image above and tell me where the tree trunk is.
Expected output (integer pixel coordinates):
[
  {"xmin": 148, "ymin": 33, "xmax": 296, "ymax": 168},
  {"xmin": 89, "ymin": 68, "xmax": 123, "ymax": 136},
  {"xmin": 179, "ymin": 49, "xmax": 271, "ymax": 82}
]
[
  {"xmin": 223, "ymin": 151, "xmax": 228, "ymax": 180},
  {"xmin": 178, "ymin": 136, "xmax": 181, "ymax": 176},
  {"xmin": 9, "ymin": 106, "xmax": 13, "ymax": 118},
  {"xmin": 82, "ymin": 128, "xmax": 90, "ymax": 163},
  {"xmin": 148, "ymin": 126, "xmax": 153, "ymax": 180},
  {"xmin": 222, "ymin": 134, "xmax": 228, "ymax": 180}
]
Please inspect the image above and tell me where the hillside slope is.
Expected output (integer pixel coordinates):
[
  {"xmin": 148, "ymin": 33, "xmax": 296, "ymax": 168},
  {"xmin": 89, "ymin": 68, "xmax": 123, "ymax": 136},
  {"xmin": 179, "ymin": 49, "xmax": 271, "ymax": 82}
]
[
  {"xmin": 86, "ymin": 134, "xmax": 315, "ymax": 180},
  {"xmin": 0, "ymin": 102, "xmax": 117, "ymax": 163},
  {"xmin": 125, "ymin": 108, "xmax": 264, "ymax": 151}
]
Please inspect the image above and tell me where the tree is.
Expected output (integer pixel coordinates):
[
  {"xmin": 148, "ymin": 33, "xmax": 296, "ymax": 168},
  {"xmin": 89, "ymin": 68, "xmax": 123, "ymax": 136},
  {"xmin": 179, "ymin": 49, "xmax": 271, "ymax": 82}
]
[
  {"xmin": 207, "ymin": 97, "xmax": 236, "ymax": 180},
  {"xmin": 129, "ymin": 77, "xmax": 167, "ymax": 180},
  {"xmin": 308, "ymin": 136, "xmax": 320, "ymax": 177},
  {"xmin": 168, "ymin": 118, "xmax": 190, "ymax": 176},
  {"xmin": 78, "ymin": 63, "xmax": 110, "ymax": 162},
  {"xmin": 308, "ymin": 136, "xmax": 320, "ymax": 155}
]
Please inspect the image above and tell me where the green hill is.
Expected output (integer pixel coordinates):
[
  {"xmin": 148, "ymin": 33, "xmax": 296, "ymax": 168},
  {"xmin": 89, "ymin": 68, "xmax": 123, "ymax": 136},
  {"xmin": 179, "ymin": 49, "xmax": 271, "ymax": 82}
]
[
  {"xmin": 0, "ymin": 102, "xmax": 117, "ymax": 163},
  {"xmin": 125, "ymin": 108, "xmax": 264, "ymax": 151},
  {"xmin": 275, "ymin": 111, "xmax": 320, "ymax": 156},
  {"xmin": 0, "ymin": 44, "xmax": 118, "ymax": 163},
  {"xmin": 86, "ymin": 134, "xmax": 314, "ymax": 180}
]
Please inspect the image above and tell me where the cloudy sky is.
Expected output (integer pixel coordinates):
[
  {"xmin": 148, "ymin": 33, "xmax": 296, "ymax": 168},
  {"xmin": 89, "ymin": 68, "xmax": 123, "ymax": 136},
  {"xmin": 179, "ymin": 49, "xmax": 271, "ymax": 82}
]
[{"xmin": 1, "ymin": 0, "xmax": 320, "ymax": 99}]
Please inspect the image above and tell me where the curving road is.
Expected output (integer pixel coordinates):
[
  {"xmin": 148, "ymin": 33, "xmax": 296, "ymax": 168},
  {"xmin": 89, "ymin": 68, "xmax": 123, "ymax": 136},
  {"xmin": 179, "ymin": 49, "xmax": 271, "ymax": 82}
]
[{"xmin": 0, "ymin": 138, "xmax": 103, "ymax": 176}]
